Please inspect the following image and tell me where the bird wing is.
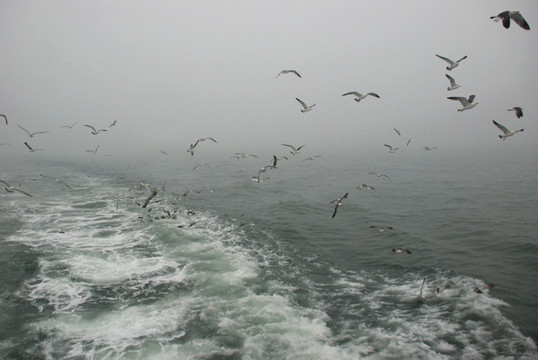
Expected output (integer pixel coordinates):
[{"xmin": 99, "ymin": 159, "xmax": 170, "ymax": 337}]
[
  {"xmin": 331, "ymin": 203, "xmax": 339, "ymax": 218},
  {"xmin": 13, "ymin": 188, "xmax": 33, "ymax": 197},
  {"xmin": 84, "ymin": 124, "xmax": 97, "ymax": 132},
  {"xmin": 342, "ymin": 91, "xmax": 361, "ymax": 97},
  {"xmin": 467, "ymin": 95, "xmax": 476, "ymax": 103},
  {"xmin": 447, "ymin": 96, "xmax": 469, "ymax": 106},
  {"xmin": 281, "ymin": 144, "xmax": 296, "ymax": 151},
  {"xmin": 295, "ymin": 98, "xmax": 308, "ymax": 109},
  {"xmin": 0, "ymin": 179, "xmax": 11, "ymax": 187},
  {"xmin": 384, "ymin": 144, "xmax": 393, "ymax": 150},
  {"xmin": 0, "ymin": 114, "xmax": 7, "ymax": 125},
  {"xmin": 394, "ymin": 128, "xmax": 401, "ymax": 136},
  {"xmin": 289, "ymin": 70, "xmax": 301, "ymax": 78},
  {"xmin": 456, "ymin": 55, "xmax": 467, "ymax": 63},
  {"xmin": 367, "ymin": 92, "xmax": 380, "ymax": 98},
  {"xmin": 296, "ymin": 145, "xmax": 305, "ymax": 151},
  {"xmin": 206, "ymin": 137, "xmax": 218, "ymax": 143},
  {"xmin": 24, "ymin": 142, "xmax": 33, "ymax": 151},
  {"xmin": 17, "ymin": 124, "xmax": 31, "ymax": 135},
  {"xmin": 436, "ymin": 54, "xmax": 454, "ymax": 65},
  {"xmin": 492, "ymin": 120, "xmax": 510, "ymax": 134},
  {"xmin": 445, "ymin": 74, "xmax": 457, "ymax": 86},
  {"xmin": 511, "ymin": 12, "xmax": 530, "ymax": 30}
]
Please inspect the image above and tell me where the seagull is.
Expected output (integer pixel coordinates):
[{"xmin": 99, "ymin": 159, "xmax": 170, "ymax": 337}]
[
  {"xmin": 276, "ymin": 70, "xmax": 301, "ymax": 78},
  {"xmin": 447, "ymin": 95, "xmax": 478, "ymax": 111},
  {"xmin": 407, "ymin": 138, "xmax": 412, "ymax": 146},
  {"xmin": 234, "ymin": 152, "xmax": 258, "ymax": 158},
  {"xmin": 39, "ymin": 174, "xmax": 73, "ymax": 189},
  {"xmin": 24, "ymin": 142, "xmax": 42, "ymax": 152},
  {"xmin": 86, "ymin": 145, "xmax": 100, "ymax": 154},
  {"xmin": 357, "ymin": 184, "xmax": 375, "ymax": 191},
  {"xmin": 492, "ymin": 120, "xmax": 524, "ymax": 140},
  {"xmin": 281, "ymin": 144, "xmax": 305, "ymax": 155},
  {"xmin": 369, "ymin": 172, "xmax": 390, "ymax": 179},
  {"xmin": 418, "ymin": 278, "xmax": 426, "ymax": 300},
  {"xmin": 303, "ymin": 155, "xmax": 322, "ymax": 161},
  {"xmin": 424, "ymin": 146, "xmax": 437, "ymax": 151},
  {"xmin": 330, "ymin": 192, "xmax": 348, "ymax": 218},
  {"xmin": 342, "ymin": 91, "xmax": 380, "ymax": 103},
  {"xmin": 159, "ymin": 149, "xmax": 169, "ymax": 156},
  {"xmin": 369, "ymin": 225, "xmax": 394, "ymax": 232},
  {"xmin": 394, "ymin": 128, "xmax": 401, "ymax": 136},
  {"xmin": 192, "ymin": 162, "xmax": 211, "ymax": 171},
  {"xmin": 1, "ymin": 114, "xmax": 7, "ymax": 125},
  {"xmin": 17, "ymin": 124, "xmax": 48, "ymax": 137},
  {"xmin": 0, "ymin": 179, "xmax": 33, "ymax": 196},
  {"xmin": 445, "ymin": 74, "xmax": 461, "ymax": 91},
  {"xmin": 84, "ymin": 124, "xmax": 107, "ymax": 135},
  {"xmin": 436, "ymin": 54, "xmax": 467, "ymax": 71},
  {"xmin": 389, "ymin": 247, "xmax": 412, "ymax": 255},
  {"xmin": 61, "ymin": 122, "xmax": 77, "ymax": 129},
  {"xmin": 296, "ymin": 98, "xmax": 315, "ymax": 112},
  {"xmin": 384, "ymin": 144, "xmax": 399, "ymax": 153},
  {"xmin": 255, "ymin": 166, "xmax": 270, "ymax": 183},
  {"xmin": 187, "ymin": 137, "xmax": 218, "ymax": 155},
  {"xmin": 491, "ymin": 11, "xmax": 530, "ymax": 30},
  {"xmin": 508, "ymin": 107, "xmax": 524, "ymax": 118},
  {"xmin": 109, "ymin": 120, "xmax": 117, "ymax": 127}
]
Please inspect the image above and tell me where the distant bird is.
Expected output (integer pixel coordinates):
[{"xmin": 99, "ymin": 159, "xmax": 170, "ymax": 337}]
[
  {"xmin": 406, "ymin": 138, "xmax": 411, "ymax": 146},
  {"xmin": 61, "ymin": 122, "xmax": 77, "ymax": 129},
  {"xmin": 85, "ymin": 145, "xmax": 100, "ymax": 154},
  {"xmin": 447, "ymin": 95, "xmax": 478, "ymax": 112},
  {"xmin": 303, "ymin": 155, "xmax": 322, "ymax": 161},
  {"xmin": 0, "ymin": 179, "xmax": 33, "ymax": 197},
  {"xmin": 1, "ymin": 114, "xmax": 7, "ymax": 125},
  {"xmin": 159, "ymin": 149, "xmax": 169, "ymax": 156},
  {"xmin": 436, "ymin": 54, "xmax": 467, "ymax": 71},
  {"xmin": 276, "ymin": 70, "xmax": 301, "ymax": 78},
  {"xmin": 296, "ymin": 98, "xmax": 315, "ymax": 112},
  {"xmin": 445, "ymin": 74, "xmax": 461, "ymax": 91},
  {"xmin": 39, "ymin": 174, "xmax": 72, "ymax": 189},
  {"xmin": 17, "ymin": 124, "xmax": 48, "ymax": 137},
  {"xmin": 269, "ymin": 155, "xmax": 280, "ymax": 169},
  {"xmin": 234, "ymin": 152, "xmax": 258, "ymax": 158},
  {"xmin": 369, "ymin": 225, "xmax": 394, "ymax": 232},
  {"xmin": 109, "ymin": 120, "xmax": 117, "ymax": 127},
  {"xmin": 491, "ymin": 11, "xmax": 530, "ymax": 30},
  {"xmin": 281, "ymin": 143, "xmax": 305, "ymax": 155},
  {"xmin": 255, "ymin": 166, "xmax": 270, "ymax": 183},
  {"xmin": 508, "ymin": 107, "xmax": 524, "ymax": 118},
  {"xmin": 390, "ymin": 247, "xmax": 412, "ymax": 255},
  {"xmin": 492, "ymin": 120, "xmax": 524, "ymax": 140},
  {"xmin": 187, "ymin": 137, "xmax": 218, "ymax": 155},
  {"xmin": 84, "ymin": 124, "xmax": 107, "ymax": 135},
  {"xmin": 418, "ymin": 278, "xmax": 426, "ymax": 300},
  {"xmin": 394, "ymin": 128, "xmax": 401, "ymax": 136},
  {"xmin": 342, "ymin": 91, "xmax": 380, "ymax": 103},
  {"xmin": 192, "ymin": 162, "xmax": 211, "ymax": 171},
  {"xmin": 330, "ymin": 192, "xmax": 348, "ymax": 218},
  {"xmin": 424, "ymin": 146, "xmax": 437, "ymax": 151},
  {"xmin": 369, "ymin": 172, "xmax": 390, "ymax": 179},
  {"xmin": 357, "ymin": 184, "xmax": 375, "ymax": 191},
  {"xmin": 24, "ymin": 142, "xmax": 42, "ymax": 152},
  {"xmin": 384, "ymin": 144, "xmax": 399, "ymax": 153}
]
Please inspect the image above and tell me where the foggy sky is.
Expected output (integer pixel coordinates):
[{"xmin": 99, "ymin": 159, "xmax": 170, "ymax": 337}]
[{"xmin": 1, "ymin": 1, "xmax": 537, "ymax": 163}]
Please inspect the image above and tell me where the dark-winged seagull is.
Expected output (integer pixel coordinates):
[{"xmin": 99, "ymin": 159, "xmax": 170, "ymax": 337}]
[
  {"xmin": 330, "ymin": 192, "xmax": 348, "ymax": 218},
  {"xmin": 0, "ymin": 179, "xmax": 33, "ymax": 197},
  {"xmin": 492, "ymin": 120, "xmax": 524, "ymax": 140},
  {"xmin": 296, "ymin": 98, "xmax": 315, "ymax": 112},
  {"xmin": 491, "ymin": 11, "xmax": 530, "ymax": 30},
  {"xmin": 281, "ymin": 143, "xmax": 305, "ymax": 155},
  {"xmin": 384, "ymin": 144, "xmax": 399, "ymax": 153},
  {"xmin": 187, "ymin": 137, "xmax": 218, "ymax": 155},
  {"xmin": 342, "ymin": 91, "xmax": 380, "ymax": 103},
  {"xmin": 84, "ymin": 124, "xmax": 107, "ymax": 135},
  {"xmin": 436, "ymin": 54, "xmax": 467, "ymax": 71},
  {"xmin": 17, "ymin": 124, "xmax": 48, "ymax": 137},
  {"xmin": 445, "ymin": 74, "xmax": 461, "ymax": 91},
  {"xmin": 447, "ymin": 95, "xmax": 478, "ymax": 111},
  {"xmin": 508, "ymin": 107, "xmax": 524, "ymax": 118},
  {"xmin": 276, "ymin": 70, "xmax": 301, "ymax": 78}
]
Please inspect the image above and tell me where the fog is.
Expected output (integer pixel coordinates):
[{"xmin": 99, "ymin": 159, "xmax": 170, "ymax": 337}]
[{"xmin": 1, "ymin": 1, "xmax": 537, "ymax": 164}]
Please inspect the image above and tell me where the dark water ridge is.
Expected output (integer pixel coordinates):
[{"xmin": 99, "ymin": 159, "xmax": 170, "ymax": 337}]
[{"xmin": 0, "ymin": 155, "xmax": 537, "ymax": 359}]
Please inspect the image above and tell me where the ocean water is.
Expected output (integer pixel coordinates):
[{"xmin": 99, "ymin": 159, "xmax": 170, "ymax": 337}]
[{"xmin": 0, "ymin": 152, "xmax": 537, "ymax": 359}]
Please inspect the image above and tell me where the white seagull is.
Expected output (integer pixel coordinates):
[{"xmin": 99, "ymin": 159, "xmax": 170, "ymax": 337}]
[
  {"xmin": 342, "ymin": 91, "xmax": 380, "ymax": 103},
  {"xmin": 0, "ymin": 179, "xmax": 33, "ymax": 197},
  {"xmin": 187, "ymin": 137, "xmax": 218, "ymax": 155},
  {"xmin": 84, "ymin": 124, "xmax": 107, "ymax": 135},
  {"xmin": 491, "ymin": 11, "xmax": 530, "ymax": 30},
  {"xmin": 330, "ymin": 192, "xmax": 348, "ymax": 218},
  {"xmin": 281, "ymin": 144, "xmax": 305, "ymax": 155},
  {"xmin": 492, "ymin": 120, "xmax": 524, "ymax": 140},
  {"xmin": 24, "ymin": 142, "xmax": 42, "ymax": 152},
  {"xmin": 40, "ymin": 174, "xmax": 73, "ymax": 189},
  {"xmin": 418, "ymin": 278, "xmax": 427, "ymax": 300},
  {"xmin": 276, "ymin": 70, "xmax": 301, "ymax": 78},
  {"xmin": 296, "ymin": 98, "xmax": 315, "ymax": 112},
  {"xmin": 17, "ymin": 124, "xmax": 48, "ymax": 137},
  {"xmin": 508, "ymin": 107, "xmax": 524, "ymax": 119},
  {"xmin": 369, "ymin": 172, "xmax": 390, "ymax": 179},
  {"xmin": 445, "ymin": 74, "xmax": 461, "ymax": 91},
  {"xmin": 447, "ymin": 95, "xmax": 478, "ymax": 111},
  {"xmin": 436, "ymin": 54, "xmax": 467, "ymax": 71},
  {"xmin": 61, "ymin": 122, "xmax": 77, "ymax": 129}
]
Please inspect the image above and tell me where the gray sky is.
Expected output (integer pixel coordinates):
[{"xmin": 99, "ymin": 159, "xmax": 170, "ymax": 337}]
[{"xmin": 1, "ymin": 1, "xmax": 537, "ymax": 162}]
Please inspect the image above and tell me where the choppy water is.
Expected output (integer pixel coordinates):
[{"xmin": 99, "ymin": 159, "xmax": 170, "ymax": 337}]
[{"xmin": 0, "ymin": 153, "xmax": 537, "ymax": 359}]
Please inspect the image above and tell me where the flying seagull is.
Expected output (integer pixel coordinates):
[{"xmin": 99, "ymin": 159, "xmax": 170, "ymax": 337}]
[
  {"xmin": 393, "ymin": 128, "xmax": 401, "ymax": 136},
  {"xmin": 445, "ymin": 74, "xmax": 461, "ymax": 91},
  {"xmin": 424, "ymin": 146, "xmax": 437, "ymax": 151},
  {"xmin": 17, "ymin": 124, "xmax": 48, "ymax": 137},
  {"xmin": 491, "ymin": 11, "xmax": 530, "ymax": 30},
  {"xmin": 357, "ymin": 184, "xmax": 375, "ymax": 191},
  {"xmin": 192, "ymin": 162, "xmax": 211, "ymax": 171},
  {"xmin": 447, "ymin": 95, "xmax": 478, "ymax": 111},
  {"xmin": 86, "ymin": 145, "xmax": 100, "ymax": 154},
  {"xmin": 418, "ymin": 278, "xmax": 427, "ymax": 300},
  {"xmin": 187, "ymin": 137, "xmax": 218, "ymax": 155},
  {"xmin": 507, "ymin": 107, "xmax": 524, "ymax": 118},
  {"xmin": 330, "ymin": 192, "xmax": 348, "ymax": 218},
  {"xmin": 384, "ymin": 144, "xmax": 399, "ymax": 153},
  {"xmin": 0, "ymin": 179, "xmax": 33, "ymax": 197},
  {"xmin": 281, "ymin": 144, "xmax": 305, "ymax": 155},
  {"xmin": 40, "ymin": 174, "xmax": 73, "ymax": 189},
  {"xmin": 234, "ymin": 152, "xmax": 258, "ymax": 158},
  {"xmin": 492, "ymin": 120, "xmax": 524, "ymax": 140},
  {"xmin": 303, "ymin": 155, "xmax": 322, "ymax": 161},
  {"xmin": 61, "ymin": 122, "xmax": 77, "ymax": 129},
  {"xmin": 24, "ymin": 142, "xmax": 42, "ymax": 152},
  {"xmin": 406, "ymin": 138, "xmax": 411, "ymax": 146},
  {"xmin": 435, "ymin": 54, "xmax": 467, "ymax": 71},
  {"xmin": 296, "ymin": 98, "xmax": 315, "ymax": 112},
  {"xmin": 342, "ymin": 91, "xmax": 380, "ymax": 103},
  {"xmin": 276, "ymin": 70, "xmax": 301, "ymax": 78},
  {"xmin": 369, "ymin": 172, "xmax": 390, "ymax": 179},
  {"xmin": 109, "ymin": 120, "xmax": 117, "ymax": 127},
  {"xmin": 389, "ymin": 247, "xmax": 412, "ymax": 255},
  {"xmin": 1, "ymin": 114, "xmax": 7, "ymax": 125},
  {"xmin": 84, "ymin": 124, "xmax": 107, "ymax": 135},
  {"xmin": 159, "ymin": 149, "xmax": 169, "ymax": 156},
  {"xmin": 369, "ymin": 225, "xmax": 394, "ymax": 232}
]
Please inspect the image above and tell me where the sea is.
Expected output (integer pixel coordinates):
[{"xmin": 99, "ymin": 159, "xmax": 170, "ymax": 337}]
[{"xmin": 0, "ymin": 150, "xmax": 537, "ymax": 360}]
